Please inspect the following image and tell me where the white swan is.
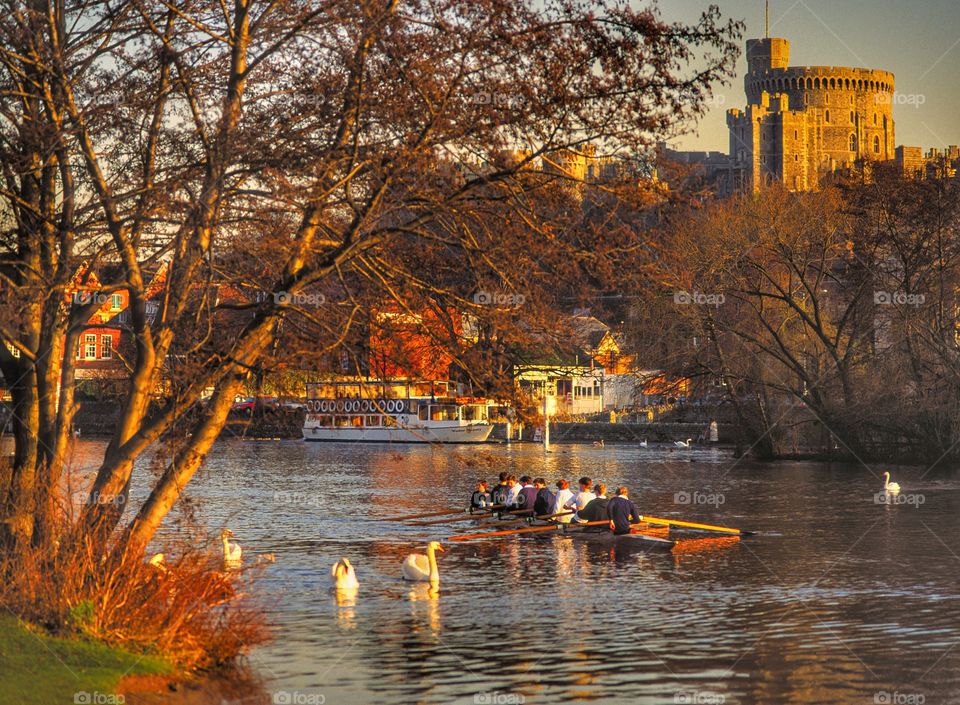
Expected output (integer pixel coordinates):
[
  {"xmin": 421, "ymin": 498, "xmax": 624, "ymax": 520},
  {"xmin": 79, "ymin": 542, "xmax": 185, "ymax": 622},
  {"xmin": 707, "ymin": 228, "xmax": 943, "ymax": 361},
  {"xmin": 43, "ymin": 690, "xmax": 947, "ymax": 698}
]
[
  {"xmin": 883, "ymin": 471, "xmax": 901, "ymax": 494},
  {"xmin": 330, "ymin": 557, "xmax": 359, "ymax": 590},
  {"xmin": 402, "ymin": 541, "xmax": 444, "ymax": 583},
  {"xmin": 592, "ymin": 440, "xmax": 604, "ymax": 448},
  {"xmin": 221, "ymin": 529, "xmax": 242, "ymax": 570},
  {"xmin": 639, "ymin": 439, "xmax": 648, "ymax": 447},
  {"xmin": 675, "ymin": 438, "xmax": 692, "ymax": 448}
]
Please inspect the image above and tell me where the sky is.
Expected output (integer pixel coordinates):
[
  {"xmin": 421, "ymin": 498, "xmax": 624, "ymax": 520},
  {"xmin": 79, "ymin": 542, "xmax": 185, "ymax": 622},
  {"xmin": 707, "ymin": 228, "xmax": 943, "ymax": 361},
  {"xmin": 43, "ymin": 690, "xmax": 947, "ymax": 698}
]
[{"xmin": 653, "ymin": 0, "xmax": 960, "ymax": 153}]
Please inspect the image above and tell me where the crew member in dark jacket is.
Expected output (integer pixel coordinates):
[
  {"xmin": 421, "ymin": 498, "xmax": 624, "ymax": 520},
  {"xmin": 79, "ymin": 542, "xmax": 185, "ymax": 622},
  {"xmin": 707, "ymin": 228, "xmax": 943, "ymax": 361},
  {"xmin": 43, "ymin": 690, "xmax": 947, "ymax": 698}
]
[
  {"xmin": 577, "ymin": 483, "xmax": 609, "ymax": 528},
  {"xmin": 490, "ymin": 472, "xmax": 509, "ymax": 507},
  {"xmin": 606, "ymin": 486, "xmax": 642, "ymax": 535},
  {"xmin": 533, "ymin": 478, "xmax": 554, "ymax": 516}
]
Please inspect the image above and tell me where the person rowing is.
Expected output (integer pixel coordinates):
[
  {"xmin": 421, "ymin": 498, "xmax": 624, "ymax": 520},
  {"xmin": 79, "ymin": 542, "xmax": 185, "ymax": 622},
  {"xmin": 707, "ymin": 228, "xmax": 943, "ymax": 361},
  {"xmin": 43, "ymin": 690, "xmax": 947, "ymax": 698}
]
[
  {"xmin": 516, "ymin": 476, "xmax": 538, "ymax": 513},
  {"xmin": 575, "ymin": 483, "xmax": 609, "ymax": 530},
  {"xmin": 607, "ymin": 486, "xmax": 642, "ymax": 535},
  {"xmin": 533, "ymin": 478, "xmax": 554, "ymax": 516},
  {"xmin": 505, "ymin": 475, "xmax": 522, "ymax": 508},
  {"xmin": 565, "ymin": 476, "xmax": 596, "ymax": 521},
  {"xmin": 470, "ymin": 480, "xmax": 492, "ymax": 510},
  {"xmin": 551, "ymin": 479, "xmax": 575, "ymax": 523},
  {"xmin": 490, "ymin": 472, "xmax": 509, "ymax": 507}
]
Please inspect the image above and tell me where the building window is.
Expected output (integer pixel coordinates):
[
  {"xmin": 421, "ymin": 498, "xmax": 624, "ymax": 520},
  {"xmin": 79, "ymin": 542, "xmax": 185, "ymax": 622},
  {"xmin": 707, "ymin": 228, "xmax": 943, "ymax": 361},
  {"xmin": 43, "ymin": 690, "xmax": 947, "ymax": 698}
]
[
  {"xmin": 825, "ymin": 110, "xmax": 830, "ymax": 123},
  {"xmin": 874, "ymin": 136, "xmax": 881, "ymax": 153},
  {"xmin": 850, "ymin": 134, "xmax": 858, "ymax": 152},
  {"xmin": 874, "ymin": 113, "xmax": 878, "ymax": 126},
  {"xmin": 100, "ymin": 335, "xmax": 112, "ymax": 359},
  {"xmin": 795, "ymin": 154, "xmax": 799, "ymax": 161},
  {"xmin": 794, "ymin": 130, "xmax": 798, "ymax": 139},
  {"xmin": 111, "ymin": 293, "xmax": 122, "ymax": 309},
  {"xmin": 84, "ymin": 334, "xmax": 97, "ymax": 359},
  {"xmin": 850, "ymin": 111, "xmax": 855, "ymax": 123}
]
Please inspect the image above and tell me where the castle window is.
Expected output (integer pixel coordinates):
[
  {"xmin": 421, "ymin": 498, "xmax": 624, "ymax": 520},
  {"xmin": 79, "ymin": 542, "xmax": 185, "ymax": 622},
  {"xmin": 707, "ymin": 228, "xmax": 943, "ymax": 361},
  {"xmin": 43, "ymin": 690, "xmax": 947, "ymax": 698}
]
[
  {"xmin": 794, "ymin": 130, "xmax": 798, "ymax": 140},
  {"xmin": 825, "ymin": 110, "xmax": 830, "ymax": 123},
  {"xmin": 815, "ymin": 78, "xmax": 821, "ymax": 89},
  {"xmin": 849, "ymin": 134, "xmax": 858, "ymax": 152},
  {"xmin": 873, "ymin": 113, "xmax": 878, "ymax": 125},
  {"xmin": 825, "ymin": 94, "xmax": 830, "ymax": 105},
  {"xmin": 830, "ymin": 78, "xmax": 836, "ymax": 89},
  {"xmin": 850, "ymin": 95, "xmax": 854, "ymax": 105},
  {"xmin": 795, "ymin": 155, "xmax": 799, "ymax": 161},
  {"xmin": 874, "ymin": 136, "xmax": 881, "ymax": 153},
  {"xmin": 850, "ymin": 111, "xmax": 855, "ymax": 123},
  {"xmin": 807, "ymin": 78, "xmax": 813, "ymax": 89}
]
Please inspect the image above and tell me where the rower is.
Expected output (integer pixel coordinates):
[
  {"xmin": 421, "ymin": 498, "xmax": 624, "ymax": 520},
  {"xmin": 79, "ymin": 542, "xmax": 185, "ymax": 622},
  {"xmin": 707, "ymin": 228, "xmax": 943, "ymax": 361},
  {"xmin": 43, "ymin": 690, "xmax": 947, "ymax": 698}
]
[
  {"xmin": 505, "ymin": 475, "xmax": 522, "ymax": 508},
  {"xmin": 516, "ymin": 476, "xmax": 538, "ymax": 512},
  {"xmin": 565, "ymin": 476, "xmax": 596, "ymax": 520},
  {"xmin": 533, "ymin": 478, "xmax": 554, "ymax": 516},
  {"xmin": 470, "ymin": 480, "xmax": 492, "ymax": 510},
  {"xmin": 575, "ymin": 483, "xmax": 609, "ymax": 529},
  {"xmin": 491, "ymin": 472, "xmax": 509, "ymax": 507},
  {"xmin": 607, "ymin": 486, "xmax": 642, "ymax": 535},
  {"xmin": 551, "ymin": 479, "xmax": 575, "ymax": 523}
]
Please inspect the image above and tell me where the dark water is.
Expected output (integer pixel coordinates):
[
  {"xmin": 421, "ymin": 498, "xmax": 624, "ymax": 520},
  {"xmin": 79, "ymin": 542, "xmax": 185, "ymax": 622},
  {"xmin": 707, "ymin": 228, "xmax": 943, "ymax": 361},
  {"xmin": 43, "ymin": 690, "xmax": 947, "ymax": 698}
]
[{"xmin": 70, "ymin": 440, "xmax": 960, "ymax": 704}]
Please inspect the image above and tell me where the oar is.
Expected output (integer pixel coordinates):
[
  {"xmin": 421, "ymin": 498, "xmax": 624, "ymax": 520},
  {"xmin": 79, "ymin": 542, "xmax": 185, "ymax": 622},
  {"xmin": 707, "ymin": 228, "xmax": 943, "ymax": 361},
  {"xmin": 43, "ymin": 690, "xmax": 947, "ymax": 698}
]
[
  {"xmin": 411, "ymin": 512, "xmax": 507, "ymax": 526},
  {"xmin": 447, "ymin": 524, "xmax": 561, "ymax": 542},
  {"xmin": 534, "ymin": 510, "xmax": 574, "ymax": 521},
  {"xmin": 639, "ymin": 515, "xmax": 754, "ymax": 536},
  {"xmin": 383, "ymin": 508, "xmax": 468, "ymax": 521},
  {"xmin": 454, "ymin": 516, "xmax": 528, "ymax": 532}
]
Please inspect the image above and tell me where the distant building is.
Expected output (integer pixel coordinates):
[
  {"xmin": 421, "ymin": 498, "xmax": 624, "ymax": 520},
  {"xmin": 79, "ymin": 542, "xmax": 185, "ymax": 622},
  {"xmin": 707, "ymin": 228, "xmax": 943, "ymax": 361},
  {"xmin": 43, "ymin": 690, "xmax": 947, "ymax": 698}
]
[{"xmin": 894, "ymin": 145, "xmax": 960, "ymax": 179}]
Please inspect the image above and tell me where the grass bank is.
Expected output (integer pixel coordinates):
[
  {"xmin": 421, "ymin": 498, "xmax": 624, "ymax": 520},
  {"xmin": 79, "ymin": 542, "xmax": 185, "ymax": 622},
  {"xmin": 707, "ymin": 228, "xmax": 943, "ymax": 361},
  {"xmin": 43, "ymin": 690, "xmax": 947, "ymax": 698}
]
[{"xmin": 0, "ymin": 615, "xmax": 170, "ymax": 705}]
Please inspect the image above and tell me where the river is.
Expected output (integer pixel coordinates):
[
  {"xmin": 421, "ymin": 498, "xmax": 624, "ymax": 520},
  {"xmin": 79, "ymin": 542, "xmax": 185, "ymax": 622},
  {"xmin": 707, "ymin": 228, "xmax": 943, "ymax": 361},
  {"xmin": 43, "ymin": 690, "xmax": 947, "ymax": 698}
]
[{"xmin": 68, "ymin": 439, "xmax": 960, "ymax": 704}]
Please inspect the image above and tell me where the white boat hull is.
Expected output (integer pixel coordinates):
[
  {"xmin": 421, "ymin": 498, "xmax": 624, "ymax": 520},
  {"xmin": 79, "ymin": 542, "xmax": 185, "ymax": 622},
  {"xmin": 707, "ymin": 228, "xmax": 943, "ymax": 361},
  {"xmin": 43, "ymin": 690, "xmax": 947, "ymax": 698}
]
[{"xmin": 302, "ymin": 416, "xmax": 493, "ymax": 443}]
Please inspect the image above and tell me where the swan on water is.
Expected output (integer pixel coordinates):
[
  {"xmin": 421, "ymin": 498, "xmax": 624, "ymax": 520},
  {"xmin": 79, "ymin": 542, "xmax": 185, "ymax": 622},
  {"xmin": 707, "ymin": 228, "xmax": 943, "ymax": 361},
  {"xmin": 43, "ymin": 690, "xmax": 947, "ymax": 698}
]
[
  {"xmin": 402, "ymin": 541, "xmax": 444, "ymax": 583},
  {"xmin": 675, "ymin": 438, "xmax": 692, "ymax": 448},
  {"xmin": 883, "ymin": 471, "xmax": 901, "ymax": 494},
  {"xmin": 592, "ymin": 440, "xmax": 605, "ymax": 448},
  {"xmin": 639, "ymin": 439, "xmax": 648, "ymax": 447},
  {"xmin": 221, "ymin": 529, "xmax": 242, "ymax": 570},
  {"xmin": 330, "ymin": 557, "xmax": 359, "ymax": 590}
]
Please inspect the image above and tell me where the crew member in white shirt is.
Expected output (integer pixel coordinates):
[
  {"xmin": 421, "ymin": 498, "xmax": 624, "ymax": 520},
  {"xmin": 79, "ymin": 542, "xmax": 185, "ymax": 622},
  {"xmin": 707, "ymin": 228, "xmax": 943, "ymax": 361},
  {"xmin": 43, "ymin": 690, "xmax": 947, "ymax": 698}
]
[
  {"xmin": 551, "ymin": 479, "xmax": 575, "ymax": 523},
  {"xmin": 565, "ymin": 476, "xmax": 596, "ymax": 521},
  {"xmin": 505, "ymin": 475, "xmax": 522, "ymax": 508}
]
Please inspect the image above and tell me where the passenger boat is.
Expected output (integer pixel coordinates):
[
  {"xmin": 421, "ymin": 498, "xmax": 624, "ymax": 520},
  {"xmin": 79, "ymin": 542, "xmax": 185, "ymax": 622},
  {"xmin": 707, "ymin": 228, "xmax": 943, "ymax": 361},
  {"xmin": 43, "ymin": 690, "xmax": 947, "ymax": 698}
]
[{"xmin": 302, "ymin": 379, "xmax": 495, "ymax": 443}]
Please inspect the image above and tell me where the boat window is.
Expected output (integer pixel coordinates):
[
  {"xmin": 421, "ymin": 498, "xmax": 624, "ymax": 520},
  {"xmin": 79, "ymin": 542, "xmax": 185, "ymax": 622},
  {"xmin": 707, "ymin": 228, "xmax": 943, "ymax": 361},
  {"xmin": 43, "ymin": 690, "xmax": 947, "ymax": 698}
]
[
  {"xmin": 334, "ymin": 416, "xmax": 350, "ymax": 427},
  {"xmin": 461, "ymin": 405, "xmax": 488, "ymax": 421},
  {"xmin": 366, "ymin": 415, "xmax": 381, "ymax": 426},
  {"xmin": 431, "ymin": 405, "xmax": 459, "ymax": 421},
  {"xmin": 318, "ymin": 415, "xmax": 333, "ymax": 426},
  {"xmin": 350, "ymin": 416, "xmax": 363, "ymax": 427},
  {"xmin": 419, "ymin": 405, "xmax": 429, "ymax": 421},
  {"xmin": 383, "ymin": 415, "xmax": 397, "ymax": 427}
]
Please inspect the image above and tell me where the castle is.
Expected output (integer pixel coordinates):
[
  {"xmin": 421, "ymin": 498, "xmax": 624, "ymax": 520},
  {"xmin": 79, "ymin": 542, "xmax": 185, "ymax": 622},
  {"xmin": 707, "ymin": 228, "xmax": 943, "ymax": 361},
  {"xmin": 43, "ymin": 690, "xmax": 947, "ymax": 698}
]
[
  {"xmin": 727, "ymin": 36, "xmax": 895, "ymax": 191},
  {"xmin": 662, "ymin": 33, "xmax": 958, "ymax": 193}
]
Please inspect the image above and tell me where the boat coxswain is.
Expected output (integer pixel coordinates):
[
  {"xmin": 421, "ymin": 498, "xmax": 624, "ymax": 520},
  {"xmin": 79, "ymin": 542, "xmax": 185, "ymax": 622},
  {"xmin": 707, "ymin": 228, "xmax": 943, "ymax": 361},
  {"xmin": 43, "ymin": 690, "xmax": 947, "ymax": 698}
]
[
  {"xmin": 607, "ymin": 486, "xmax": 642, "ymax": 535},
  {"xmin": 471, "ymin": 480, "xmax": 492, "ymax": 510}
]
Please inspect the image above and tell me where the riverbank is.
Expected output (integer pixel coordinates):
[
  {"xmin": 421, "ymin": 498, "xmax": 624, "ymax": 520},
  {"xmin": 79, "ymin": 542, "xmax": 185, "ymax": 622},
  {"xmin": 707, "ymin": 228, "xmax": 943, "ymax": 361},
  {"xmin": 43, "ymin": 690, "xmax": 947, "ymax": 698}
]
[{"xmin": 0, "ymin": 615, "xmax": 169, "ymax": 705}]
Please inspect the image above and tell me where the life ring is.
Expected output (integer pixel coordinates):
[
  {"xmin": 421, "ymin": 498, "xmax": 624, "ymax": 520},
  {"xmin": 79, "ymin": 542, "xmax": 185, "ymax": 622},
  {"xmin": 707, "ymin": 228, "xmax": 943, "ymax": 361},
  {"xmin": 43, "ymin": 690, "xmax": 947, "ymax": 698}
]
[
  {"xmin": 318, "ymin": 400, "xmax": 328, "ymax": 413},
  {"xmin": 335, "ymin": 399, "xmax": 345, "ymax": 412},
  {"xmin": 385, "ymin": 399, "xmax": 397, "ymax": 413},
  {"xmin": 360, "ymin": 399, "xmax": 370, "ymax": 412},
  {"xmin": 394, "ymin": 400, "xmax": 406, "ymax": 414},
  {"xmin": 350, "ymin": 400, "xmax": 361, "ymax": 413}
]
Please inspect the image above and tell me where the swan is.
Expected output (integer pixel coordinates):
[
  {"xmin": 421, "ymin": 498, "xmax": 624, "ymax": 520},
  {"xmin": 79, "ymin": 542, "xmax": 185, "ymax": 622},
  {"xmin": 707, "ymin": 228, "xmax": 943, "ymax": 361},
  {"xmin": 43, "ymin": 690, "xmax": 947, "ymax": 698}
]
[
  {"xmin": 592, "ymin": 440, "xmax": 605, "ymax": 448},
  {"xmin": 675, "ymin": 438, "xmax": 692, "ymax": 448},
  {"xmin": 883, "ymin": 471, "xmax": 901, "ymax": 494},
  {"xmin": 639, "ymin": 439, "xmax": 648, "ymax": 447},
  {"xmin": 221, "ymin": 529, "xmax": 242, "ymax": 570},
  {"xmin": 330, "ymin": 557, "xmax": 359, "ymax": 590},
  {"xmin": 402, "ymin": 541, "xmax": 444, "ymax": 583}
]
